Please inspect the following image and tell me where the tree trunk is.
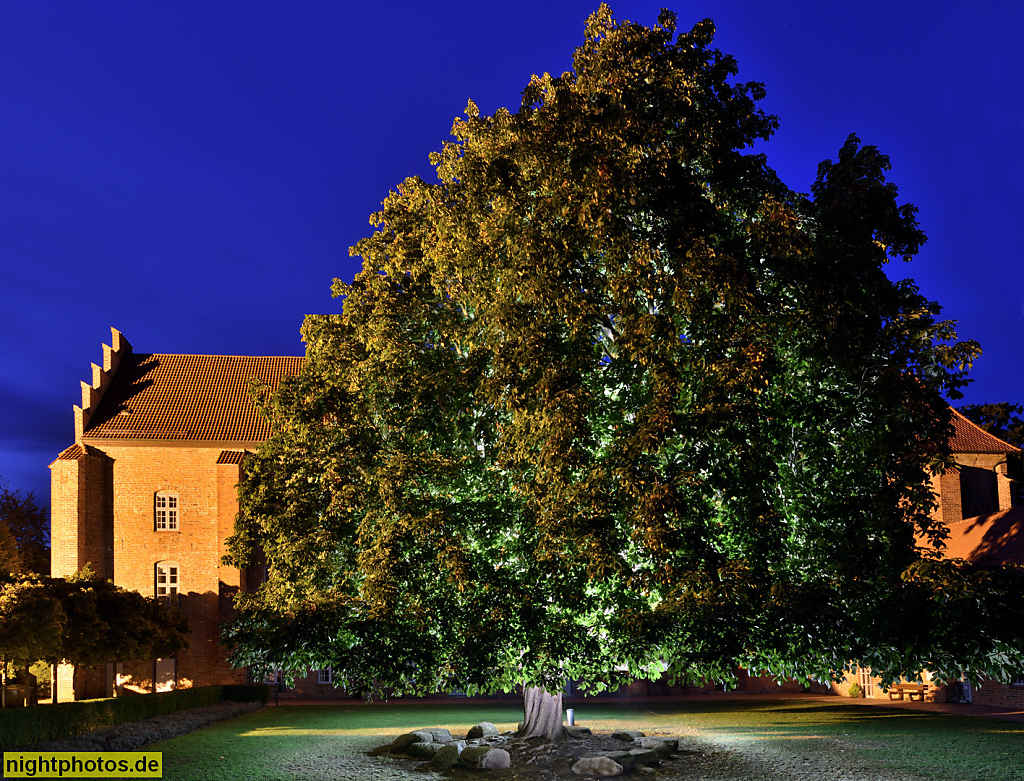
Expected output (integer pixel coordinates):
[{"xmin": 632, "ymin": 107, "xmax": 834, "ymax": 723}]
[{"xmin": 518, "ymin": 686, "xmax": 566, "ymax": 741}]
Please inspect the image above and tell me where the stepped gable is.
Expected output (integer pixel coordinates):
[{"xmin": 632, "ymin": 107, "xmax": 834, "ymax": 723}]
[
  {"xmin": 949, "ymin": 409, "xmax": 1020, "ymax": 453},
  {"xmin": 82, "ymin": 352, "xmax": 304, "ymax": 443},
  {"xmin": 941, "ymin": 506, "xmax": 1024, "ymax": 566}
]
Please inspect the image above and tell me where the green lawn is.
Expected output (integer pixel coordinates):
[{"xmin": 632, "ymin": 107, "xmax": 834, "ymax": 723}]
[{"xmin": 145, "ymin": 698, "xmax": 1024, "ymax": 780}]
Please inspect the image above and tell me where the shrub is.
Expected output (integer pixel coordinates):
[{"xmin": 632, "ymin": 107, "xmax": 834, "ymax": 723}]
[{"xmin": 848, "ymin": 682, "xmax": 863, "ymax": 698}]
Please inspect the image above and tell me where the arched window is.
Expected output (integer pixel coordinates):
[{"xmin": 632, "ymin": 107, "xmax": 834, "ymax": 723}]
[
  {"xmin": 156, "ymin": 561, "xmax": 180, "ymax": 607},
  {"xmin": 155, "ymin": 492, "xmax": 179, "ymax": 531}
]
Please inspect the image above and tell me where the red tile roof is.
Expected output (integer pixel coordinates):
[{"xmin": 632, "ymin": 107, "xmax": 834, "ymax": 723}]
[
  {"xmin": 949, "ymin": 409, "xmax": 1020, "ymax": 454},
  {"xmin": 83, "ymin": 354, "xmax": 303, "ymax": 443},
  {"xmin": 52, "ymin": 443, "xmax": 99, "ymax": 461},
  {"xmin": 939, "ymin": 507, "xmax": 1024, "ymax": 567},
  {"xmin": 216, "ymin": 450, "xmax": 246, "ymax": 465}
]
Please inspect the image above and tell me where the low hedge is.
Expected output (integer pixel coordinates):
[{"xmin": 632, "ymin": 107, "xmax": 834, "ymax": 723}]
[{"xmin": 0, "ymin": 683, "xmax": 269, "ymax": 752}]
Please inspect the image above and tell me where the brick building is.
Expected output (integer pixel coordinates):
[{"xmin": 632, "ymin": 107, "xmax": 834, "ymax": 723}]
[
  {"xmin": 50, "ymin": 329, "xmax": 1024, "ymax": 704},
  {"xmin": 49, "ymin": 329, "xmax": 302, "ymax": 699}
]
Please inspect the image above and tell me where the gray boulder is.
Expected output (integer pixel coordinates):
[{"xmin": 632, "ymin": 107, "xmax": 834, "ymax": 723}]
[
  {"xmin": 479, "ymin": 748, "xmax": 511, "ymax": 769},
  {"xmin": 639, "ymin": 736, "xmax": 677, "ymax": 758},
  {"xmin": 428, "ymin": 741, "xmax": 466, "ymax": 769},
  {"xmin": 460, "ymin": 746, "xmax": 511, "ymax": 769},
  {"xmin": 581, "ymin": 751, "xmax": 635, "ymax": 773},
  {"xmin": 429, "ymin": 728, "xmax": 454, "ymax": 743},
  {"xmin": 572, "ymin": 756, "xmax": 625, "ymax": 776},
  {"xmin": 467, "ymin": 721, "xmax": 500, "ymax": 739},
  {"xmin": 628, "ymin": 747, "xmax": 660, "ymax": 766},
  {"xmin": 390, "ymin": 730, "xmax": 436, "ymax": 754},
  {"xmin": 611, "ymin": 729, "xmax": 646, "ymax": 741},
  {"xmin": 407, "ymin": 741, "xmax": 443, "ymax": 759}
]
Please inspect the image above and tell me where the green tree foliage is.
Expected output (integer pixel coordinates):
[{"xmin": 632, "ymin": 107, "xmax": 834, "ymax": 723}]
[
  {"xmin": 52, "ymin": 567, "xmax": 190, "ymax": 670},
  {"xmin": 0, "ymin": 578, "xmax": 63, "ymax": 707},
  {"xmin": 957, "ymin": 403, "xmax": 1024, "ymax": 448},
  {"xmin": 0, "ymin": 516, "xmax": 22, "ymax": 576},
  {"xmin": 224, "ymin": 6, "xmax": 1016, "ymax": 725},
  {"xmin": 0, "ymin": 478, "xmax": 50, "ymax": 575},
  {"xmin": 0, "ymin": 568, "xmax": 189, "ymax": 698}
]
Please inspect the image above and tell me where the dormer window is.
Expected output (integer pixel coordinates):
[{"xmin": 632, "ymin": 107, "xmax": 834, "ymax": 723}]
[{"xmin": 155, "ymin": 492, "xmax": 179, "ymax": 531}]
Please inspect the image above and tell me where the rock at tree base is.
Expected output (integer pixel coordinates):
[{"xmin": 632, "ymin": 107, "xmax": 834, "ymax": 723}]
[
  {"xmin": 407, "ymin": 741, "xmax": 442, "ymax": 759},
  {"xmin": 390, "ymin": 730, "xmax": 436, "ymax": 753},
  {"xmin": 428, "ymin": 728, "xmax": 453, "ymax": 743},
  {"xmin": 460, "ymin": 746, "xmax": 511, "ymax": 769},
  {"xmin": 628, "ymin": 747, "xmax": 659, "ymax": 765},
  {"xmin": 639, "ymin": 737, "xmax": 677, "ymax": 758},
  {"xmin": 566, "ymin": 725, "xmax": 592, "ymax": 736},
  {"xmin": 611, "ymin": 730, "xmax": 645, "ymax": 741},
  {"xmin": 428, "ymin": 741, "xmax": 466, "ymax": 770},
  {"xmin": 572, "ymin": 756, "xmax": 625, "ymax": 776},
  {"xmin": 467, "ymin": 721, "xmax": 500, "ymax": 739},
  {"xmin": 582, "ymin": 751, "xmax": 636, "ymax": 772}
]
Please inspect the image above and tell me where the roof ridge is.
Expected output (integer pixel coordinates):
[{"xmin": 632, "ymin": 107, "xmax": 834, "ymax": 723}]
[{"xmin": 145, "ymin": 353, "xmax": 305, "ymax": 359}]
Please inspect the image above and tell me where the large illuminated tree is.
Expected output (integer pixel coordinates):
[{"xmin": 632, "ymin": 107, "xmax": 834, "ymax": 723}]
[{"xmin": 224, "ymin": 6, "xmax": 1020, "ymax": 740}]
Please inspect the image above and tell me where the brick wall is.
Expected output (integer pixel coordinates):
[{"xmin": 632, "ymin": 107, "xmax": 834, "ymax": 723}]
[
  {"xmin": 51, "ymin": 440, "xmax": 251, "ymax": 694},
  {"xmin": 102, "ymin": 443, "xmax": 250, "ymax": 690},
  {"xmin": 972, "ymin": 679, "xmax": 1024, "ymax": 708}
]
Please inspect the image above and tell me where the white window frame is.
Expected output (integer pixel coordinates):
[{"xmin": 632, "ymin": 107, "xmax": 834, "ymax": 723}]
[
  {"xmin": 156, "ymin": 561, "xmax": 180, "ymax": 606},
  {"xmin": 155, "ymin": 492, "xmax": 179, "ymax": 531},
  {"xmin": 318, "ymin": 667, "xmax": 332, "ymax": 685}
]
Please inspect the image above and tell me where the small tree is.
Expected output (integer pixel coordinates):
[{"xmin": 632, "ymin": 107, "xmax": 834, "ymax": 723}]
[
  {"xmin": 0, "ymin": 478, "xmax": 50, "ymax": 575},
  {"xmin": 0, "ymin": 517, "xmax": 22, "ymax": 576},
  {"xmin": 224, "ymin": 6, "xmax": 1019, "ymax": 740},
  {"xmin": 55, "ymin": 569, "xmax": 190, "ymax": 687},
  {"xmin": 0, "ymin": 579, "xmax": 63, "ymax": 708},
  {"xmin": 0, "ymin": 568, "xmax": 189, "ymax": 703}
]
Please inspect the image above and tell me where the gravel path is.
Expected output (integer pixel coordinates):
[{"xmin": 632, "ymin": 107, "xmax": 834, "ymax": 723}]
[
  {"xmin": 22, "ymin": 705, "xmax": 937, "ymax": 780},
  {"xmin": 657, "ymin": 724, "xmax": 931, "ymax": 781}
]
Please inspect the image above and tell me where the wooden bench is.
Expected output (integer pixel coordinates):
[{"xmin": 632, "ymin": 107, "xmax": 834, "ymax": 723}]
[{"xmin": 888, "ymin": 683, "xmax": 928, "ymax": 701}]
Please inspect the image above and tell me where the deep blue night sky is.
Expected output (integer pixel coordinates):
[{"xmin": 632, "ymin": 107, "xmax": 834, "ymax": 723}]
[{"xmin": 2, "ymin": 1, "xmax": 1022, "ymax": 510}]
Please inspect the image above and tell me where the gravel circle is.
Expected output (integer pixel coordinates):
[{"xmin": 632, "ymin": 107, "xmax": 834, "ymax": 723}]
[{"xmin": 363, "ymin": 725, "xmax": 932, "ymax": 781}]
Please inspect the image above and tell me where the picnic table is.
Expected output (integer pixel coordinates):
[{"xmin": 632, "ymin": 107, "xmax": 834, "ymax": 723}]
[{"xmin": 888, "ymin": 683, "xmax": 928, "ymax": 701}]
